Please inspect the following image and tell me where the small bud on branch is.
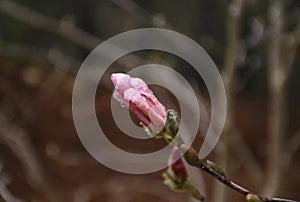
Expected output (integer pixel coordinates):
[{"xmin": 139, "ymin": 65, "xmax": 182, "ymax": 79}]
[{"xmin": 163, "ymin": 146, "xmax": 204, "ymax": 201}]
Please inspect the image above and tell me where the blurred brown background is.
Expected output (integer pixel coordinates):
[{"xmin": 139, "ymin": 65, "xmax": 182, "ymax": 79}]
[{"xmin": 0, "ymin": 0, "xmax": 300, "ymax": 202}]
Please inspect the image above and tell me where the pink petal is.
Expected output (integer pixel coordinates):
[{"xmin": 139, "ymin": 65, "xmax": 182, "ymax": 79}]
[
  {"xmin": 113, "ymin": 91, "xmax": 128, "ymax": 108},
  {"xmin": 131, "ymin": 78, "xmax": 147, "ymax": 90},
  {"xmin": 149, "ymin": 107, "xmax": 166, "ymax": 132},
  {"xmin": 170, "ymin": 146, "xmax": 187, "ymax": 181},
  {"xmin": 129, "ymin": 102, "xmax": 151, "ymax": 127},
  {"xmin": 111, "ymin": 73, "xmax": 131, "ymax": 96}
]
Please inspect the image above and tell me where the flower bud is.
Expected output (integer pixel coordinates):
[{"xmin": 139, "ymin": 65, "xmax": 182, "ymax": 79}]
[
  {"xmin": 111, "ymin": 73, "xmax": 166, "ymax": 132},
  {"xmin": 170, "ymin": 146, "xmax": 188, "ymax": 183},
  {"xmin": 246, "ymin": 194, "xmax": 262, "ymax": 202},
  {"xmin": 163, "ymin": 146, "xmax": 204, "ymax": 201}
]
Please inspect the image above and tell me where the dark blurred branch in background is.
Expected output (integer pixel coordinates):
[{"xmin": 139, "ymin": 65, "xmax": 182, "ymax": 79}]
[
  {"xmin": 214, "ymin": 0, "xmax": 244, "ymax": 201},
  {"xmin": 285, "ymin": 129, "xmax": 300, "ymax": 168},
  {"xmin": 282, "ymin": 22, "xmax": 300, "ymax": 76},
  {"xmin": 264, "ymin": 0, "xmax": 285, "ymax": 196},
  {"xmin": 0, "ymin": 0, "xmax": 100, "ymax": 50},
  {"xmin": 0, "ymin": 162, "xmax": 23, "ymax": 202},
  {"xmin": 0, "ymin": 113, "xmax": 61, "ymax": 202},
  {"xmin": 109, "ymin": 0, "xmax": 167, "ymax": 27},
  {"xmin": 229, "ymin": 131, "xmax": 264, "ymax": 183},
  {"xmin": 0, "ymin": 43, "xmax": 81, "ymax": 68},
  {"xmin": 109, "ymin": 0, "xmax": 223, "ymax": 55},
  {"xmin": 0, "ymin": 0, "xmax": 144, "ymax": 70}
]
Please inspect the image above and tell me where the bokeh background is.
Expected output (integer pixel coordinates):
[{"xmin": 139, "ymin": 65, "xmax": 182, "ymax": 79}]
[{"xmin": 0, "ymin": 0, "xmax": 300, "ymax": 202}]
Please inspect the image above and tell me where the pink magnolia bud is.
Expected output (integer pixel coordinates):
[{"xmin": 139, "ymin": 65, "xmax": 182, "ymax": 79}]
[
  {"xmin": 111, "ymin": 73, "xmax": 166, "ymax": 132},
  {"xmin": 170, "ymin": 146, "xmax": 188, "ymax": 182},
  {"xmin": 164, "ymin": 146, "xmax": 202, "ymax": 201}
]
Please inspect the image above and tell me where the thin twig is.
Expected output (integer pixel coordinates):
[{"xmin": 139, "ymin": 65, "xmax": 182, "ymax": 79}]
[{"xmin": 180, "ymin": 144, "xmax": 298, "ymax": 202}]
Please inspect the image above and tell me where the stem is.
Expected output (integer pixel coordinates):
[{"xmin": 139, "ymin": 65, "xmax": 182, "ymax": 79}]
[
  {"xmin": 158, "ymin": 110, "xmax": 297, "ymax": 202},
  {"xmin": 180, "ymin": 144, "xmax": 298, "ymax": 202}
]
